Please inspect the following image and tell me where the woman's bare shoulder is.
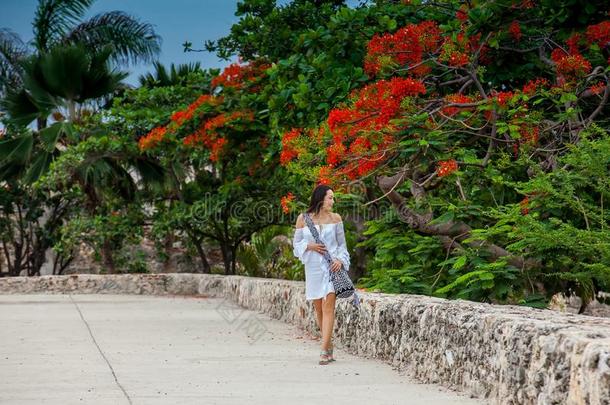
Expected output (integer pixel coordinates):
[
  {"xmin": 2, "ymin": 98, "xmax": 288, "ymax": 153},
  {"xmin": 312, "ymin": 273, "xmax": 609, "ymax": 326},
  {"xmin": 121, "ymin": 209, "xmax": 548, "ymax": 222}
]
[{"xmin": 332, "ymin": 212, "xmax": 342, "ymax": 223}]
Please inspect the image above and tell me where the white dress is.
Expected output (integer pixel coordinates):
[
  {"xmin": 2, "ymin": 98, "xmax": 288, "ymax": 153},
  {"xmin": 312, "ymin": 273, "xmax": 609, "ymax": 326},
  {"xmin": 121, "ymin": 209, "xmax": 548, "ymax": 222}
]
[{"xmin": 292, "ymin": 220, "xmax": 350, "ymax": 303}]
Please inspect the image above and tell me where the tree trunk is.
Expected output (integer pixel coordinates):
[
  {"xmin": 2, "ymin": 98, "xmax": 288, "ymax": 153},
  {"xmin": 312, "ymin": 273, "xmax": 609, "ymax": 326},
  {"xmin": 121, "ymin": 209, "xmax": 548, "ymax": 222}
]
[
  {"xmin": 230, "ymin": 245, "xmax": 237, "ymax": 275},
  {"xmin": 220, "ymin": 243, "xmax": 230, "ymax": 275},
  {"xmin": 101, "ymin": 240, "xmax": 117, "ymax": 274},
  {"xmin": 193, "ymin": 241, "xmax": 211, "ymax": 274}
]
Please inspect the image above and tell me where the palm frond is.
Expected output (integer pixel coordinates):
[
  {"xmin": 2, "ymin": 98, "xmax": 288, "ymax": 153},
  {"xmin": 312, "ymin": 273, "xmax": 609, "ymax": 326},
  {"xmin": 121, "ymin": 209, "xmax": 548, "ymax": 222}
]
[
  {"xmin": 24, "ymin": 150, "xmax": 54, "ymax": 183},
  {"xmin": 129, "ymin": 157, "xmax": 169, "ymax": 193},
  {"xmin": 79, "ymin": 45, "xmax": 129, "ymax": 100},
  {"xmin": 138, "ymin": 61, "xmax": 168, "ymax": 87},
  {"xmin": 0, "ymin": 88, "xmax": 50, "ymax": 127},
  {"xmin": 0, "ymin": 133, "xmax": 34, "ymax": 165},
  {"xmin": 0, "ymin": 29, "xmax": 29, "ymax": 95},
  {"xmin": 138, "ymin": 61, "xmax": 203, "ymax": 88},
  {"xmin": 63, "ymin": 11, "xmax": 161, "ymax": 66},
  {"xmin": 237, "ymin": 226, "xmax": 293, "ymax": 276},
  {"xmin": 3, "ymin": 44, "xmax": 127, "ymax": 126},
  {"xmin": 236, "ymin": 244, "xmax": 263, "ymax": 276},
  {"xmin": 33, "ymin": 0, "xmax": 94, "ymax": 52}
]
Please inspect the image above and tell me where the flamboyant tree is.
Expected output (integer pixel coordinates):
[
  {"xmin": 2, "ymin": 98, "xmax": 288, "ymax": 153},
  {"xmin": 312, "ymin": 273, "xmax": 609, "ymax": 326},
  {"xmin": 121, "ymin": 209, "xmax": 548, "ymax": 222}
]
[
  {"xmin": 137, "ymin": 59, "xmax": 294, "ymax": 274},
  {"xmin": 280, "ymin": 0, "xmax": 610, "ymax": 306}
]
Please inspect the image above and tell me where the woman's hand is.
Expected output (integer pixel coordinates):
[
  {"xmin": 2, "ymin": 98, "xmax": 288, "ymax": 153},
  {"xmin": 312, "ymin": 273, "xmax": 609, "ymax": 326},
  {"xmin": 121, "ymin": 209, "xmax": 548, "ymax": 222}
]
[
  {"xmin": 330, "ymin": 259, "xmax": 343, "ymax": 272},
  {"xmin": 307, "ymin": 242, "xmax": 327, "ymax": 255}
]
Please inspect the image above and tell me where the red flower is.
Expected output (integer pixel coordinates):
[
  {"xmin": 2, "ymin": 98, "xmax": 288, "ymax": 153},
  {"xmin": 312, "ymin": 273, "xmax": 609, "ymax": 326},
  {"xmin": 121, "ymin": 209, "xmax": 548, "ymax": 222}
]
[
  {"xmin": 280, "ymin": 192, "xmax": 295, "ymax": 214},
  {"xmin": 349, "ymin": 137, "xmax": 372, "ymax": 154},
  {"xmin": 566, "ymin": 33, "xmax": 582, "ymax": 55},
  {"xmin": 439, "ymin": 31, "xmax": 491, "ymax": 67},
  {"xmin": 326, "ymin": 141, "xmax": 347, "ymax": 167},
  {"xmin": 493, "ymin": 91, "xmax": 515, "ymax": 107},
  {"xmin": 446, "ymin": 50, "xmax": 469, "ymax": 67},
  {"xmin": 328, "ymin": 109, "xmax": 353, "ymax": 133},
  {"xmin": 209, "ymin": 137, "xmax": 227, "ymax": 162},
  {"xmin": 328, "ymin": 77, "xmax": 426, "ymax": 143},
  {"xmin": 586, "ymin": 21, "xmax": 610, "ymax": 48},
  {"xmin": 519, "ymin": 126, "xmax": 539, "ymax": 144},
  {"xmin": 364, "ymin": 21, "xmax": 441, "ymax": 77},
  {"xmin": 456, "ymin": 10, "xmax": 468, "ymax": 23},
  {"xmin": 181, "ymin": 110, "xmax": 253, "ymax": 164},
  {"xmin": 589, "ymin": 81, "xmax": 606, "ymax": 95},
  {"xmin": 522, "ymin": 78, "xmax": 549, "ymax": 95},
  {"xmin": 139, "ymin": 126, "xmax": 167, "ymax": 151},
  {"xmin": 442, "ymin": 93, "xmax": 475, "ymax": 116},
  {"xmin": 520, "ymin": 196, "xmax": 529, "ymax": 215},
  {"xmin": 509, "ymin": 21, "xmax": 522, "ymax": 41},
  {"xmin": 436, "ymin": 159, "xmax": 458, "ymax": 177},
  {"xmin": 317, "ymin": 165, "xmax": 334, "ymax": 185},
  {"xmin": 211, "ymin": 61, "xmax": 270, "ymax": 90},
  {"xmin": 551, "ymin": 49, "xmax": 592, "ymax": 78},
  {"xmin": 168, "ymin": 94, "xmax": 222, "ymax": 130},
  {"xmin": 280, "ymin": 128, "xmax": 302, "ymax": 166}
]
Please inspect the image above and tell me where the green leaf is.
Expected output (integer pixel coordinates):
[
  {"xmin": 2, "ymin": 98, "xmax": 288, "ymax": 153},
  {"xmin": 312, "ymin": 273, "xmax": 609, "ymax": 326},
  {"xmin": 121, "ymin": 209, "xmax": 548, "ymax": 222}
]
[
  {"xmin": 0, "ymin": 134, "xmax": 33, "ymax": 165},
  {"xmin": 428, "ymin": 210, "xmax": 454, "ymax": 225},
  {"xmin": 24, "ymin": 151, "xmax": 53, "ymax": 183},
  {"xmin": 453, "ymin": 255, "xmax": 467, "ymax": 270},
  {"xmin": 39, "ymin": 122, "xmax": 64, "ymax": 152}
]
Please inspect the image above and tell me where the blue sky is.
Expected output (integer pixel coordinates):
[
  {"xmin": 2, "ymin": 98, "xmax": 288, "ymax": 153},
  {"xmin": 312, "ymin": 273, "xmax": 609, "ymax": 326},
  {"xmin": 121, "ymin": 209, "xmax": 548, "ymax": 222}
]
[{"xmin": 0, "ymin": 0, "xmax": 244, "ymax": 85}]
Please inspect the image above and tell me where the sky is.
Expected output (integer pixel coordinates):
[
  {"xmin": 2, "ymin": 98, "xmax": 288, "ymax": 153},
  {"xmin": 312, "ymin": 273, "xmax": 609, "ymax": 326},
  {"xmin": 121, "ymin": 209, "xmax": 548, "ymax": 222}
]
[{"xmin": 0, "ymin": 0, "xmax": 244, "ymax": 86}]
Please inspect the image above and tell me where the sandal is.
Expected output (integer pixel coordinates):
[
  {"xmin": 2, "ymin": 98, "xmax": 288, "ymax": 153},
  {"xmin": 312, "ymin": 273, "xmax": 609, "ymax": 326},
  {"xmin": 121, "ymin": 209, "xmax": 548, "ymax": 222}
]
[
  {"xmin": 328, "ymin": 345, "xmax": 336, "ymax": 362},
  {"xmin": 319, "ymin": 349, "xmax": 331, "ymax": 365}
]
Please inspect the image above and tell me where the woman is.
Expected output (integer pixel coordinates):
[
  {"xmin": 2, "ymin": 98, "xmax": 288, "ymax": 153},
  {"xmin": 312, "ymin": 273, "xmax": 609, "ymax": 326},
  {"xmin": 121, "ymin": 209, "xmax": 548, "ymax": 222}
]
[{"xmin": 292, "ymin": 184, "xmax": 350, "ymax": 365}]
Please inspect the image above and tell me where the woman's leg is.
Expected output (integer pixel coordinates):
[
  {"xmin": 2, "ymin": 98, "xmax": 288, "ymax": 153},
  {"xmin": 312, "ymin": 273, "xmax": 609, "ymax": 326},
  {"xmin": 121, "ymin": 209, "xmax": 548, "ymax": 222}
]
[
  {"xmin": 321, "ymin": 292, "xmax": 336, "ymax": 351},
  {"xmin": 312, "ymin": 298, "xmax": 323, "ymax": 334}
]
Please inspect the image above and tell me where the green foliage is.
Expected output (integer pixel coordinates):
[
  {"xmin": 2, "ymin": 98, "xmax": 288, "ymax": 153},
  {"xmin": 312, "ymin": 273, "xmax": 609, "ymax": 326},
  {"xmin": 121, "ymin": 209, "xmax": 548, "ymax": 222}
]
[
  {"xmin": 203, "ymin": 0, "xmax": 347, "ymax": 61},
  {"xmin": 236, "ymin": 225, "xmax": 304, "ymax": 280},
  {"xmin": 138, "ymin": 62, "xmax": 208, "ymax": 88},
  {"xmin": 0, "ymin": 179, "xmax": 77, "ymax": 276},
  {"xmin": 267, "ymin": 0, "xmax": 610, "ymax": 307},
  {"xmin": 54, "ymin": 201, "xmax": 147, "ymax": 274},
  {"xmin": 470, "ymin": 126, "xmax": 610, "ymax": 306},
  {"xmin": 261, "ymin": 3, "xmax": 418, "ymax": 130},
  {"xmin": 357, "ymin": 124, "xmax": 610, "ymax": 305}
]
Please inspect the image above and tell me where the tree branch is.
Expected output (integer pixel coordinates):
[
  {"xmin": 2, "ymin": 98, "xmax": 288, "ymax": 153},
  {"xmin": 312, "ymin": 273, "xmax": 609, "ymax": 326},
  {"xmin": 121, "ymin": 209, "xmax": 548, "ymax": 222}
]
[{"xmin": 376, "ymin": 167, "xmax": 536, "ymax": 269}]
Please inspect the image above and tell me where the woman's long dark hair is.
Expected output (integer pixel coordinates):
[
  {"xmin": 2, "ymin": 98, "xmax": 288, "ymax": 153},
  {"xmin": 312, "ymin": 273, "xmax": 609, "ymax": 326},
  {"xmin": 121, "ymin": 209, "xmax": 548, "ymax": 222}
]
[{"xmin": 306, "ymin": 184, "xmax": 332, "ymax": 215}]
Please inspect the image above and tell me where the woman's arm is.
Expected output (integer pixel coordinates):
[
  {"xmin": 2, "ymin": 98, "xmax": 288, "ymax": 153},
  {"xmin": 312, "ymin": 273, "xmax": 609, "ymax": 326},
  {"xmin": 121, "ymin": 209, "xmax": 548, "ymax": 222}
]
[
  {"xmin": 333, "ymin": 215, "xmax": 350, "ymax": 271},
  {"xmin": 293, "ymin": 214, "xmax": 309, "ymax": 262}
]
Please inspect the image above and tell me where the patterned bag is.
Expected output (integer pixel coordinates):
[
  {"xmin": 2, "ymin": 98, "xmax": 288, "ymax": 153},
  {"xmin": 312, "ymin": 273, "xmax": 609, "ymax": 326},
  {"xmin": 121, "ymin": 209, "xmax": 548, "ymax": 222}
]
[{"xmin": 303, "ymin": 212, "xmax": 360, "ymax": 308}]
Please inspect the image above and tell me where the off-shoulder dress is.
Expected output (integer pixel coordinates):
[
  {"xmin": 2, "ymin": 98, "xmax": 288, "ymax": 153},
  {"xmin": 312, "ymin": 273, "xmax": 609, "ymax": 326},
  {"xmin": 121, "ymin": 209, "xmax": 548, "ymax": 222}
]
[{"xmin": 292, "ymin": 220, "xmax": 350, "ymax": 303}]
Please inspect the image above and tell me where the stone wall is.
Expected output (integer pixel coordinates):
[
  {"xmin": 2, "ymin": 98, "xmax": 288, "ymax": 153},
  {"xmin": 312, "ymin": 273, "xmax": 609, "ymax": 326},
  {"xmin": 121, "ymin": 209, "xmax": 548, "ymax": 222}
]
[{"xmin": 1, "ymin": 274, "xmax": 609, "ymax": 405}]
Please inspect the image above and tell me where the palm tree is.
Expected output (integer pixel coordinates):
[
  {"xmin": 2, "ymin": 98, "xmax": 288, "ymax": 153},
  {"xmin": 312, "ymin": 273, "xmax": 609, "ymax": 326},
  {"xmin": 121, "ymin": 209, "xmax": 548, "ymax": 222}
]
[
  {"xmin": 0, "ymin": 0, "xmax": 162, "ymax": 178},
  {"xmin": 0, "ymin": 0, "xmax": 161, "ymax": 99},
  {"xmin": 3, "ymin": 44, "xmax": 128, "ymax": 126},
  {"xmin": 0, "ymin": 29, "xmax": 28, "ymax": 96},
  {"xmin": 138, "ymin": 61, "xmax": 204, "ymax": 88},
  {"xmin": 0, "ymin": 43, "xmax": 129, "ymax": 181}
]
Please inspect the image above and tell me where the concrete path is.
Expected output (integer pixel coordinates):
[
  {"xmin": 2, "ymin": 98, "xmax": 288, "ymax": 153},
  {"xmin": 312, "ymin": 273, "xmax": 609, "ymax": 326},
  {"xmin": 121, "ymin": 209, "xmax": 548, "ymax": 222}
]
[{"xmin": 0, "ymin": 294, "xmax": 485, "ymax": 405}]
